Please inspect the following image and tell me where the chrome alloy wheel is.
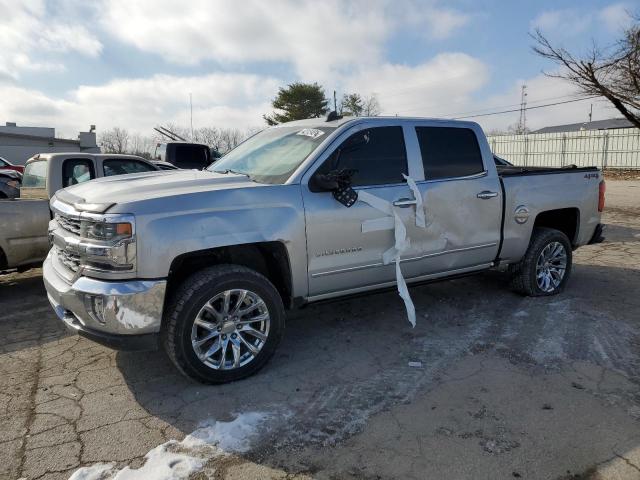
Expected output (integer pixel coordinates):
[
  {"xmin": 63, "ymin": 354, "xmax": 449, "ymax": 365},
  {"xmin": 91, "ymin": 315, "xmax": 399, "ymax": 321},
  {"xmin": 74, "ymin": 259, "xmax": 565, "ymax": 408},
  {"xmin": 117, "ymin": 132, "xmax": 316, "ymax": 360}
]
[
  {"xmin": 191, "ymin": 289, "xmax": 270, "ymax": 370},
  {"xmin": 535, "ymin": 241, "xmax": 567, "ymax": 292}
]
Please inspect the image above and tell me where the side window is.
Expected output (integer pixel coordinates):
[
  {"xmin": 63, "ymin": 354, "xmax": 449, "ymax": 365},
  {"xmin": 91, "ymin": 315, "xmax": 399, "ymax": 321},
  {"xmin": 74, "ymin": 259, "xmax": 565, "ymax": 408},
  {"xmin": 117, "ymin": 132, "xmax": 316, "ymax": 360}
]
[
  {"xmin": 415, "ymin": 127, "xmax": 484, "ymax": 180},
  {"xmin": 103, "ymin": 159, "xmax": 156, "ymax": 177},
  {"xmin": 62, "ymin": 159, "xmax": 95, "ymax": 187},
  {"xmin": 0, "ymin": 158, "xmax": 7, "ymax": 167},
  {"xmin": 172, "ymin": 144, "xmax": 210, "ymax": 170},
  {"xmin": 321, "ymin": 126, "xmax": 408, "ymax": 187},
  {"xmin": 22, "ymin": 161, "xmax": 47, "ymax": 188}
]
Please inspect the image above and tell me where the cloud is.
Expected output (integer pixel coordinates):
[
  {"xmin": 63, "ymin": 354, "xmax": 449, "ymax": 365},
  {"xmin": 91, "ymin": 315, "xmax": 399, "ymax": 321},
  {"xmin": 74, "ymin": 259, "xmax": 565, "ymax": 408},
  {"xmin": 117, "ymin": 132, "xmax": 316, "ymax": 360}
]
[
  {"xmin": 530, "ymin": 9, "xmax": 593, "ymax": 37},
  {"xmin": 599, "ymin": 3, "xmax": 635, "ymax": 32},
  {"xmin": 100, "ymin": 0, "xmax": 469, "ymax": 80},
  {"xmin": 0, "ymin": 0, "xmax": 102, "ymax": 79},
  {"xmin": 531, "ymin": 3, "xmax": 634, "ymax": 38},
  {"xmin": 0, "ymin": 72, "xmax": 281, "ymax": 136},
  {"xmin": 343, "ymin": 53, "xmax": 489, "ymax": 117}
]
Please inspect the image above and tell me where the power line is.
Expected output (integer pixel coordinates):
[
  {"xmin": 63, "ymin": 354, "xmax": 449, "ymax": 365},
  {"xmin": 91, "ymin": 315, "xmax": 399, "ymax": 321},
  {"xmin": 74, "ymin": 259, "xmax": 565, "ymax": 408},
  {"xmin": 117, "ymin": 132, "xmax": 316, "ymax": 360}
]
[
  {"xmin": 389, "ymin": 92, "xmax": 589, "ymax": 117},
  {"xmin": 451, "ymin": 95, "xmax": 600, "ymax": 120}
]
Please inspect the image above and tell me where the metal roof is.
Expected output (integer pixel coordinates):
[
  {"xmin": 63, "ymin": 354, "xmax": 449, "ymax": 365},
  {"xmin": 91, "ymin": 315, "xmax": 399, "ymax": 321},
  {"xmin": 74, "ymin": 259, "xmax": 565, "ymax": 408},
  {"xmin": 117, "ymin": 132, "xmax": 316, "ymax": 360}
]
[
  {"xmin": 534, "ymin": 118, "xmax": 634, "ymax": 134},
  {"xmin": 0, "ymin": 130, "xmax": 80, "ymax": 144}
]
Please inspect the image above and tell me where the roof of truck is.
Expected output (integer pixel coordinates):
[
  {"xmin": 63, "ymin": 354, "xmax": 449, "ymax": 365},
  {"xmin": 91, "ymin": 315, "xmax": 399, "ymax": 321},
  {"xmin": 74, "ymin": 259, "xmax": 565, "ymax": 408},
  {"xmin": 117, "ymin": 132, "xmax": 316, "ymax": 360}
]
[
  {"xmin": 26, "ymin": 152, "xmax": 150, "ymax": 163},
  {"xmin": 283, "ymin": 115, "xmax": 479, "ymax": 129}
]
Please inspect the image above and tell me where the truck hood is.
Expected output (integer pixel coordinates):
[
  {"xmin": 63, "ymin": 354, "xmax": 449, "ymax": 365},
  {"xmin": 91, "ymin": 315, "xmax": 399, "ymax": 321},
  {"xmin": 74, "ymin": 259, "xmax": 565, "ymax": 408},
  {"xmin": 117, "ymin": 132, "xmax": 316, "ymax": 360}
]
[{"xmin": 54, "ymin": 170, "xmax": 259, "ymax": 213}]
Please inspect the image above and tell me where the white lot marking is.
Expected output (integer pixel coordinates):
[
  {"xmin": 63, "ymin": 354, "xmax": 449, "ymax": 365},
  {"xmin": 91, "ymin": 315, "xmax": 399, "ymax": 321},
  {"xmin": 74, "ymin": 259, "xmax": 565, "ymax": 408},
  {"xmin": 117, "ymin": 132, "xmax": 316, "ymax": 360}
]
[{"xmin": 68, "ymin": 412, "xmax": 271, "ymax": 480}]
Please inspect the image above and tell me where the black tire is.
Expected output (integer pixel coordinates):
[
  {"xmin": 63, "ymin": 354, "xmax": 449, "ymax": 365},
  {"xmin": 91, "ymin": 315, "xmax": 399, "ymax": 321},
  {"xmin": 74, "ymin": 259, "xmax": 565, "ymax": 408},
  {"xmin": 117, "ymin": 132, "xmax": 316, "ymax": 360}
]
[
  {"xmin": 509, "ymin": 227, "xmax": 572, "ymax": 296},
  {"xmin": 162, "ymin": 264, "xmax": 285, "ymax": 384}
]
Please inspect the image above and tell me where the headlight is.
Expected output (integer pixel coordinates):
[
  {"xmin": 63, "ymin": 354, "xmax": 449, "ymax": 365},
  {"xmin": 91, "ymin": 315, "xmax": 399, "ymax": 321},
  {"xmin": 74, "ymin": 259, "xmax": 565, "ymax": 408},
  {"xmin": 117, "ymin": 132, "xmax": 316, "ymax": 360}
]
[
  {"xmin": 81, "ymin": 220, "xmax": 133, "ymax": 242},
  {"xmin": 70, "ymin": 214, "xmax": 136, "ymax": 274}
]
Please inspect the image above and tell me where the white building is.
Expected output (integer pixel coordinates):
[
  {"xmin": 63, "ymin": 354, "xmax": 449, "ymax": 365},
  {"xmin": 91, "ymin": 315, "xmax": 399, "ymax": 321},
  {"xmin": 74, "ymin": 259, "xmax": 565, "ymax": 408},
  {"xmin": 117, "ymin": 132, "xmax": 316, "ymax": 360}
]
[{"xmin": 0, "ymin": 122, "xmax": 100, "ymax": 165}]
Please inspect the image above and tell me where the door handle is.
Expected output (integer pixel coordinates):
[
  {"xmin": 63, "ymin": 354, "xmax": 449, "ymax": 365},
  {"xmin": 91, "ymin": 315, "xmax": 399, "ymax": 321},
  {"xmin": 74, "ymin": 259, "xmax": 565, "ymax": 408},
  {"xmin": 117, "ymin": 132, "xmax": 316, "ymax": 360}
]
[
  {"xmin": 393, "ymin": 198, "xmax": 418, "ymax": 208},
  {"xmin": 477, "ymin": 191, "xmax": 498, "ymax": 199}
]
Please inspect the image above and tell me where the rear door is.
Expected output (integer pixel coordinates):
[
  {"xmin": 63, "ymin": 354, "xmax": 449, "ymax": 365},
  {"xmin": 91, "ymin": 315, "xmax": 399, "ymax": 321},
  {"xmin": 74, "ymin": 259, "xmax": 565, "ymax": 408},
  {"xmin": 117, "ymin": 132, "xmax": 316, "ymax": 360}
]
[
  {"xmin": 61, "ymin": 158, "xmax": 96, "ymax": 188},
  {"xmin": 408, "ymin": 123, "xmax": 502, "ymax": 274}
]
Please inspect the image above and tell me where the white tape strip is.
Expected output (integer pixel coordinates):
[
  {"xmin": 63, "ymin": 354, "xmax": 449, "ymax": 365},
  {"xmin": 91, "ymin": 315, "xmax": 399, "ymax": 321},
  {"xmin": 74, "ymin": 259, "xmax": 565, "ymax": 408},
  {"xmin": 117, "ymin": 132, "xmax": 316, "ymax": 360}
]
[
  {"xmin": 362, "ymin": 216, "xmax": 395, "ymax": 233},
  {"xmin": 356, "ymin": 178, "xmax": 425, "ymax": 327},
  {"xmin": 402, "ymin": 173, "xmax": 426, "ymax": 228}
]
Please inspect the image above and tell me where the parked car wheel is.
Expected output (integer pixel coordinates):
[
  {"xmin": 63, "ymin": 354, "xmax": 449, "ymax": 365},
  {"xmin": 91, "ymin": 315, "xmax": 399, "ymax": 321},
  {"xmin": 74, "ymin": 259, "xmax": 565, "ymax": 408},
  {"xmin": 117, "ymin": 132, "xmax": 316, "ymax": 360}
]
[
  {"xmin": 163, "ymin": 264, "xmax": 285, "ymax": 384},
  {"xmin": 509, "ymin": 227, "xmax": 572, "ymax": 296}
]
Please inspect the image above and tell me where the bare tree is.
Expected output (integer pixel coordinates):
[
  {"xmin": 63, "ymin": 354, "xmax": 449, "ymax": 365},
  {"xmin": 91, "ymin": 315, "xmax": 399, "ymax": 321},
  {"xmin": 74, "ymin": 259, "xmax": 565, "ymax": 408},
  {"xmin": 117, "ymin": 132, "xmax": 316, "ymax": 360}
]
[
  {"xmin": 99, "ymin": 127, "xmax": 130, "ymax": 153},
  {"xmin": 362, "ymin": 94, "xmax": 381, "ymax": 116},
  {"xmin": 340, "ymin": 93, "xmax": 381, "ymax": 117},
  {"xmin": 532, "ymin": 15, "xmax": 640, "ymax": 128}
]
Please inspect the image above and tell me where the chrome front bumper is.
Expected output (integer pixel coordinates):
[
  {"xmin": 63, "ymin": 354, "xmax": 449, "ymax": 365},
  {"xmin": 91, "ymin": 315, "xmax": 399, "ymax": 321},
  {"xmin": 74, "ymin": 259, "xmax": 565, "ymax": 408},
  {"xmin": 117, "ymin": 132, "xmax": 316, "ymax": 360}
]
[{"xmin": 43, "ymin": 255, "xmax": 167, "ymax": 350}]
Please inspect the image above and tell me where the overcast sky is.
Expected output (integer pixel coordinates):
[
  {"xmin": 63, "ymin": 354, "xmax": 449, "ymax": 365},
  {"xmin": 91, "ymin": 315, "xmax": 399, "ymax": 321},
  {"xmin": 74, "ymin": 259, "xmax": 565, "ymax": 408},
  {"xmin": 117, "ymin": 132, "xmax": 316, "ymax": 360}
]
[{"xmin": 0, "ymin": 0, "xmax": 636, "ymax": 137}]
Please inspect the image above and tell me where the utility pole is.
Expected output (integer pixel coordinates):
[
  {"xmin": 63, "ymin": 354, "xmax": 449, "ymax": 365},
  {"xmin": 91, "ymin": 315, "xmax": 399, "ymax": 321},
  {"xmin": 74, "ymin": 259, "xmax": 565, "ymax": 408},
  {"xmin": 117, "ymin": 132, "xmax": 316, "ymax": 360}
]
[
  {"xmin": 517, "ymin": 84, "xmax": 528, "ymax": 134},
  {"xmin": 189, "ymin": 93, "xmax": 194, "ymax": 141},
  {"xmin": 588, "ymin": 103, "xmax": 593, "ymax": 124},
  {"xmin": 333, "ymin": 90, "xmax": 337, "ymax": 113}
]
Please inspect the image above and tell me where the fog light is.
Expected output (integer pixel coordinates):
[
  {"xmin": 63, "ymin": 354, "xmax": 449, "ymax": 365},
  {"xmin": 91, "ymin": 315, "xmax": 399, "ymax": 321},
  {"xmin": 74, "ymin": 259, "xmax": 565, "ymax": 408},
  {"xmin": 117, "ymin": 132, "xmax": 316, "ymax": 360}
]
[{"xmin": 84, "ymin": 294, "xmax": 106, "ymax": 324}]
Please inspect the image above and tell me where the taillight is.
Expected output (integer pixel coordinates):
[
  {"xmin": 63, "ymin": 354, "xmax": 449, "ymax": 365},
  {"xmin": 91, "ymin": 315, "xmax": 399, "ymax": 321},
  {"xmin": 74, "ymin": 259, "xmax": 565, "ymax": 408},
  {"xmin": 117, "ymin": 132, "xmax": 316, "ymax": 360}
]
[{"xmin": 598, "ymin": 180, "xmax": 606, "ymax": 212}]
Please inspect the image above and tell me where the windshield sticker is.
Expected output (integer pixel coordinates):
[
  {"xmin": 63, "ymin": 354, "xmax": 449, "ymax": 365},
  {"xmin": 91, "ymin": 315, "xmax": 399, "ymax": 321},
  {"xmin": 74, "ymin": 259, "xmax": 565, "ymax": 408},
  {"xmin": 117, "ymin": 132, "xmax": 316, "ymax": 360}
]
[{"xmin": 296, "ymin": 128, "xmax": 325, "ymax": 139}]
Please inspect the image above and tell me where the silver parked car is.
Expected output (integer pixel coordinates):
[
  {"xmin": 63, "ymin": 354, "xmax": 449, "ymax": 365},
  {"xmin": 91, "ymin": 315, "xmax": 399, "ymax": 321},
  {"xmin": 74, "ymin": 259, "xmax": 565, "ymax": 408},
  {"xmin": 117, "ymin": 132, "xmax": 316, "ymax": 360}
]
[{"xmin": 44, "ymin": 116, "xmax": 605, "ymax": 383}]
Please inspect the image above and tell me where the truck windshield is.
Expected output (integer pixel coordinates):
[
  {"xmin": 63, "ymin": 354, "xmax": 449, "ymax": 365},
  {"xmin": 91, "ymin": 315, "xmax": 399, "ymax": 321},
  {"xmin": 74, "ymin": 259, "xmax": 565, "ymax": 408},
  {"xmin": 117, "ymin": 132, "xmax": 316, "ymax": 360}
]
[{"xmin": 208, "ymin": 126, "xmax": 335, "ymax": 184}]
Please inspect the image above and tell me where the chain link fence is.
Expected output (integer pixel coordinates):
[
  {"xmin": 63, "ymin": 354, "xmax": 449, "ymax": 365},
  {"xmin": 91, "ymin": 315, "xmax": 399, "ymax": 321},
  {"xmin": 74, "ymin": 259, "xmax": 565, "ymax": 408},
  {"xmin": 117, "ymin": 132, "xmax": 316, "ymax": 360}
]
[{"xmin": 487, "ymin": 127, "xmax": 640, "ymax": 169}]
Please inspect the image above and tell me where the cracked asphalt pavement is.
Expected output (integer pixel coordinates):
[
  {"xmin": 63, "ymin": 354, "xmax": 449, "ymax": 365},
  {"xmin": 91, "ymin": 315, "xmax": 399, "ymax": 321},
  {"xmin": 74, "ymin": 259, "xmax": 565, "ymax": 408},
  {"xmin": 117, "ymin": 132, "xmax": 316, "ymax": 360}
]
[{"xmin": 1, "ymin": 180, "xmax": 639, "ymax": 480}]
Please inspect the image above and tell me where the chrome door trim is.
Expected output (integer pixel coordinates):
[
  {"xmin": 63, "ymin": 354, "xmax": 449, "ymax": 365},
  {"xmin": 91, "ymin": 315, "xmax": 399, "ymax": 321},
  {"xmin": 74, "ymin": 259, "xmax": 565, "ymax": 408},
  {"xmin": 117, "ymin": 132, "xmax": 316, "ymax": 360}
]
[
  {"xmin": 310, "ymin": 242, "xmax": 497, "ymax": 278},
  {"xmin": 307, "ymin": 262, "xmax": 494, "ymax": 302},
  {"xmin": 416, "ymin": 170, "xmax": 488, "ymax": 185}
]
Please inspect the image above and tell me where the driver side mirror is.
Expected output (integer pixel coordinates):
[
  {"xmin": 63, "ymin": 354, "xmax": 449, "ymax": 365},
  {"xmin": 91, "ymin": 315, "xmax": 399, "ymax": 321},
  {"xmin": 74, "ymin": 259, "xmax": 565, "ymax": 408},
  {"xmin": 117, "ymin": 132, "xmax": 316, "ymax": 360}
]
[{"xmin": 313, "ymin": 173, "xmax": 339, "ymax": 191}]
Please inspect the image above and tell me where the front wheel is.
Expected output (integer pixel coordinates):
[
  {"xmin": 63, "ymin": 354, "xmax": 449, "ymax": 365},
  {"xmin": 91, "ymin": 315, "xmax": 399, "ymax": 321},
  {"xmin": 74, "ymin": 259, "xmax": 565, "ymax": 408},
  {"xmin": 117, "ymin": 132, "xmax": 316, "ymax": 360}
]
[
  {"xmin": 509, "ymin": 227, "xmax": 572, "ymax": 296},
  {"xmin": 162, "ymin": 265, "xmax": 285, "ymax": 384}
]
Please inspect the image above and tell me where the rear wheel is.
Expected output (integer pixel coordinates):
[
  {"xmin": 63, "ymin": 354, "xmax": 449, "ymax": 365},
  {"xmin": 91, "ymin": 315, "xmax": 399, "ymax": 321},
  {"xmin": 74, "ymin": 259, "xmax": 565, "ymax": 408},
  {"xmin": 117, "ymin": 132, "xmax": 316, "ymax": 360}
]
[
  {"xmin": 509, "ymin": 227, "xmax": 572, "ymax": 296},
  {"xmin": 163, "ymin": 265, "xmax": 285, "ymax": 384}
]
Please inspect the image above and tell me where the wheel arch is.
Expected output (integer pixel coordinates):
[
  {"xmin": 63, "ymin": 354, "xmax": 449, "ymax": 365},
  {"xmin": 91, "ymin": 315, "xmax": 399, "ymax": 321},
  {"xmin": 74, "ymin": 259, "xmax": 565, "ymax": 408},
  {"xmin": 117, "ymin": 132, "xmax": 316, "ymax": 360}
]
[
  {"xmin": 166, "ymin": 241, "xmax": 293, "ymax": 309},
  {"xmin": 533, "ymin": 208, "xmax": 580, "ymax": 246}
]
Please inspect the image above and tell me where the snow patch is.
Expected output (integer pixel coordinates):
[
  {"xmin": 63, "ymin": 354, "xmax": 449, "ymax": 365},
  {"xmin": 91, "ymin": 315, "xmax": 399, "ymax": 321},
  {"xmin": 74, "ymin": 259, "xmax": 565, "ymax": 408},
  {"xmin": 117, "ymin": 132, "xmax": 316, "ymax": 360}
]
[
  {"xmin": 182, "ymin": 411, "xmax": 269, "ymax": 453},
  {"xmin": 68, "ymin": 411, "xmax": 271, "ymax": 480},
  {"xmin": 69, "ymin": 463, "xmax": 114, "ymax": 480},
  {"xmin": 514, "ymin": 310, "xmax": 529, "ymax": 318}
]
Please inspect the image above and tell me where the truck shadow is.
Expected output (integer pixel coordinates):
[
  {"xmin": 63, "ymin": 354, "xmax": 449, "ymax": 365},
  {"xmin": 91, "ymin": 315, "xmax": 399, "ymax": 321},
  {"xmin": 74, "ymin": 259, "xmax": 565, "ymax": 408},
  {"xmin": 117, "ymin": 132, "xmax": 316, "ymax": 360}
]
[{"xmin": 115, "ymin": 261, "xmax": 640, "ymax": 463}]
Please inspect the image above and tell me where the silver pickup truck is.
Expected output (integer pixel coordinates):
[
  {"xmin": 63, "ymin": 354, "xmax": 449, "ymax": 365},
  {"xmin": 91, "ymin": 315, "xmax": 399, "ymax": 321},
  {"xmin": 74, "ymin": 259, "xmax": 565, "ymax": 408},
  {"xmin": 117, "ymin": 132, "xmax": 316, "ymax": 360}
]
[
  {"xmin": 43, "ymin": 116, "xmax": 606, "ymax": 383},
  {"xmin": 0, "ymin": 153, "xmax": 161, "ymax": 272}
]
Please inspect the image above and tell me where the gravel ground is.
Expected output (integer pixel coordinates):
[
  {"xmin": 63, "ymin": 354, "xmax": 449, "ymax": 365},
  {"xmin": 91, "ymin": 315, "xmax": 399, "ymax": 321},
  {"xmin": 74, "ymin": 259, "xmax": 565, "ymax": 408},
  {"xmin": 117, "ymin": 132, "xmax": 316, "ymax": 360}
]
[{"xmin": 1, "ymin": 181, "xmax": 639, "ymax": 480}]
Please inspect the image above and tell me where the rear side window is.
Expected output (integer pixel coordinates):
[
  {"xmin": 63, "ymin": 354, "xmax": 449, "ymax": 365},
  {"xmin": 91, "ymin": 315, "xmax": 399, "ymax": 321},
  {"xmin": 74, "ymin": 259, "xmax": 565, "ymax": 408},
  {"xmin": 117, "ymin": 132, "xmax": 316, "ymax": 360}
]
[
  {"xmin": 415, "ymin": 127, "xmax": 484, "ymax": 180},
  {"xmin": 22, "ymin": 161, "xmax": 47, "ymax": 188},
  {"xmin": 0, "ymin": 158, "xmax": 8, "ymax": 167},
  {"xmin": 171, "ymin": 144, "xmax": 210, "ymax": 170},
  {"xmin": 62, "ymin": 159, "xmax": 95, "ymax": 187},
  {"xmin": 103, "ymin": 159, "xmax": 156, "ymax": 176},
  {"xmin": 323, "ymin": 126, "xmax": 407, "ymax": 187}
]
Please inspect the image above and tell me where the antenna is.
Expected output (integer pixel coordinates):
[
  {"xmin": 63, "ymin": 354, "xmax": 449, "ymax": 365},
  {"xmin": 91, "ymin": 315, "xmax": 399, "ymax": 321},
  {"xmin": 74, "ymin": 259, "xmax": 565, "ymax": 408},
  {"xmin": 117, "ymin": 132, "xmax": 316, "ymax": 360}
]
[
  {"xmin": 154, "ymin": 126, "xmax": 187, "ymax": 142},
  {"xmin": 517, "ymin": 84, "xmax": 528, "ymax": 134},
  {"xmin": 189, "ymin": 93, "xmax": 194, "ymax": 141}
]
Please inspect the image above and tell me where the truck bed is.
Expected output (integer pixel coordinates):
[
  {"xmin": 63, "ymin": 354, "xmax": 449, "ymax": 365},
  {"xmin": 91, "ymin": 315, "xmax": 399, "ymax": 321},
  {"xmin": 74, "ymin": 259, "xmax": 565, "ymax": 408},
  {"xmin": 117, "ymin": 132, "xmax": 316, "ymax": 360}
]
[{"xmin": 497, "ymin": 165, "xmax": 599, "ymax": 177}]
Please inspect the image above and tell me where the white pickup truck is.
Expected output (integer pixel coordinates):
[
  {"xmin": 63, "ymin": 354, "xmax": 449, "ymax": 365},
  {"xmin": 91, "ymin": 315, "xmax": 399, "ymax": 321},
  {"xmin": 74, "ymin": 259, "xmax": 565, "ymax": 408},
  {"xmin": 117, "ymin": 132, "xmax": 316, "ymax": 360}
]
[
  {"xmin": 43, "ymin": 116, "xmax": 606, "ymax": 383},
  {"xmin": 0, "ymin": 153, "xmax": 160, "ymax": 271}
]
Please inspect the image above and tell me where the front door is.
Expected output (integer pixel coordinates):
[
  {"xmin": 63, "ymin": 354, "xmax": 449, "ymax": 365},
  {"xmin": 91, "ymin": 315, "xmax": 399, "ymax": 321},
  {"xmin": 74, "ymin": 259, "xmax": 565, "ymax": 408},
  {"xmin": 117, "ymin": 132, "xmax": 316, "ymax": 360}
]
[{"xmin": 303, "ymin": 124, "xmax": 422, "ymax": 297}]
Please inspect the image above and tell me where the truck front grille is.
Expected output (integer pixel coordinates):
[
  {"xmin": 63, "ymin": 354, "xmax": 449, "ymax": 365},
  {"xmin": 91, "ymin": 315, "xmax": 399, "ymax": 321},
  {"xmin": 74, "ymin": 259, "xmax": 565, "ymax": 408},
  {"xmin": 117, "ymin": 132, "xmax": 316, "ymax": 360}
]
[
  {"xmin": 58, "ymin": 248, "xmax": 81, "ymax": 272},
  {"xmin": 56, "ymin": 214, "xmax": 82, "ymax": 236}
]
